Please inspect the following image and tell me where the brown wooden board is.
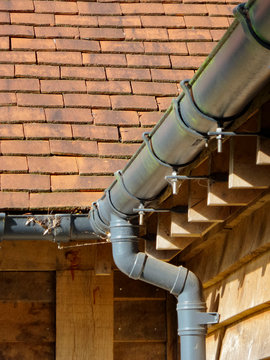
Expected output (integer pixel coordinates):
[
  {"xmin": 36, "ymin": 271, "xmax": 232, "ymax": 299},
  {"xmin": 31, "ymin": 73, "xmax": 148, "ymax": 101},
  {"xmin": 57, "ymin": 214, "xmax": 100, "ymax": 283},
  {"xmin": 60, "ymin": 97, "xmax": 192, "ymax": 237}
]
[
  {"xmin": 114, "ymin": 342, "xmax": 166, "ymax": 360},
  {"xmin": 257, "ymin": 100, "xmax": 270, "ymax": 165},
  {"xmin": 95, "ymin": 243, "xmax": 112, "ymax": 275},
  {"xmin": 0, "ymin": 343, "xmax": 55, "ymax": 360},
  {"xmin": 114, "ymin": 300, "xmax": 166, "ymax": 341}
]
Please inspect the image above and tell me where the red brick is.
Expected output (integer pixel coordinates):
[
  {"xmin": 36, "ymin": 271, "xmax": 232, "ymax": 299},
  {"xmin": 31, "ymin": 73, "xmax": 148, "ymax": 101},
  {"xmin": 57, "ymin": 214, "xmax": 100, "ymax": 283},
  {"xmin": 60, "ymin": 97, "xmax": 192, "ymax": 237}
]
[
  {"xmin": 0, "ymin": 93, "xmax": 16, "ymax": 105},
  {"xmin": 168, "ymin": 28, "xmax": 212, "ymax": 41},
  {"xmin": 87, "ymin": 81, "xmax": 131, "ymax": 95},
  {"xmin": 55, "ymin": 15, "xmax": 98, "ymax": 27},
  {"xmin": 11, "ymin": 13, "xmax": 54, "ymax": 26},
  {"xmin": 106, "ymin": 68, "xmax": 151, "ymax": 81},
  {"xmin": 210, "ymin": 29, "xmax": 227, "ymax": 41},
  {"xmin": 45, "ymin": 108, "xmax": 93, "ymax": 123},
  {"xmin": 83, "ymin": 53, "xmax": 126, "ymax": 67},
  {"xmin": 37, "ymin": 52, "xmax": 82, "ymax": 66},
  {"xmin": 141, "ymin": 16, "xmax": 185, "ymax": 28},
  {"xmin": 98, "ymin": 142, "xmax": 140, "ymax": 157},
  {"xmin": 50, "ymin": 140, "xmax": 98, "ymax": 156},
  {"xmin": 98, "ymin": 16, "xmax": 141, "ymax": 28},
  {"xmin": 51, "ymin": 175, "xmax": 112, "ymax": 191},
  {"xmin": 170, "ymin": 55, "xmax": 206, "ymax": 69},
  {"xmin": 0, "ymin": 13, "xmax": 10, "ymax": 23},
  {"xmin": 77, "ymin": 157, "xmax": 128, "ymax": 175},
  {"xmin": 0, "ymin": 192, "xmax": 29, "ymax": 210},
  {"xmin": 34, "ymin": 1, "xmax": 78, "ymax": 14},
  {"xmin": 55, "ymin": 39, "xmax": 99, "ymax": 52},
  {"xmin": 72, "ymin": 125, "xmax": 119, "ymax": 141},
  {"xmin": 30, "ymin": 191, "xmax": 102, "ymax": 209},
  {"xmin": 11, "ymin": 38, "xmax": 55, "ymax": 51},
  {"xmin": 120, "ymin": 127, "xmax": 151, "ymax": 142},
  {"xmin": 0, "ymin": 25, "xmax": 34, "ymax": 37},
  {"xmin": 132, "ymin": 81, "xmax": 178, "ymax": 96},
  {"xmin": 63, "ymin": 94, "xmax": 110, "ymax": 108},
  {"xmin": 144, "ymin": 42, "xmax": 188, "ymax": 55},
  {"xmin": 127, "ymin": 54, "xmax": 170, "ymax": 69},
  {"xmin": 125, "ymin": 28, "xmax": 168, "ymax": 41},
  {"xmin": 0, "ymin": 1, "xmax": 34, "ymax": 12},
  {"xmin": 0, "ymin": 156, "xmax": 28, "ymax": 172},
  {"xmin": 184, "ymin": 16, "xmax": 229, "ymax": 28},
  {"xmin": 0, "ymin": 79, "xmax": 40, "ymax": 92},
  {"xmin": 139, "ymin": 112, "xmax": 161, "ymax": 127},
  {"xmin": 164, "ymin": 4, "xmax": 207, "ymax": 15},
  {"xmin": 0, "ymin": 52, "xmax": 36, "ymax": 64},
  {"xmin": 0, "ymin": 124, "xmax": 24, "ymax": 139},
  {"xmin": 157, "ymin": 97, "xmax": 173, "ymax": 111},
  {"xmin": 206, "ymin": 4, "xmax": 235, "ymax": 16},
  {"xmin": 93, "ymin": 110, "xmax": 139, "ymax": 126},
  {"xmin": 28, "ymin": 156, "xmax": 78, "ymax": 174},
  {"xmin": 0, "ymin": 107, "xmax": 45, "ymax": 122},
  {"xmin": 78, "ymin": 2, "xmax": 121, "ymax": 15},
  {"xmin": 0, "ymin": 37, "xmax": 9, "ymax": 50},
  {"xmin": 35, "ymin": 26, "xmax": 79, "ymax": 38},
  {"xmin": 1, "ymin": 140, "xmax": 50, "ymax": 155},
  {"xmin": 187, "ymin": 41, "xmax": 217, "ymax": 55},
  {"xmin": 80, "ymin": 28, "xmax": 124, "ymax": 41},
  {"xmin": 2, "ymin": 174, "xmax": 50, "ymax": 191},
  {"xmin": 121, "ymin": 3, "xmax": 164, "ymax": 15},
  {"xmin": 15, "ymin": 65, "xmax": 60, "ymax": 79},
  {"xmin": 151, "ymin": 69, "xmax": 195, "ymax": 82},
  {"xmin": 61, "ymin": 66, "xmax": 105, "ymax": 80},
  {"xmin": 24, "ymin": 123, "xmax": 72, "ymax": 139},
  {"xmin": 17, "ymin": 93, "xmax": 63, "ymax": 108},
  {"xmin": 111, "ymin": 95, "xmax": 157, "ymax": 111},
  {"xmin": 100, "ymin": 41, "xmax": 144, "ymax": 54},
  {"xmin": 0, "ymin": 64, "xmax": 14, "ymax": 77},
  {"xmin": 41, "ymin": 80, "xmax": 86, "ymax": 93}
]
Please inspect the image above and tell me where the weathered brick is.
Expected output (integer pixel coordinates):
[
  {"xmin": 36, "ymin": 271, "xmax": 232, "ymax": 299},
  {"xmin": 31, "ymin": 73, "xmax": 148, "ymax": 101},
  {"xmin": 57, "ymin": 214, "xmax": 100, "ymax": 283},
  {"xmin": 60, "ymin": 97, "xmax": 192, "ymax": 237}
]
[
  {"xmin": 157, "ymin": 96, "xmax": 173, "ymax": 111},
  {"xmin": 15, "ymin": 65, "xmax": 60, "ymax": 79},
  {"xmin": 170, "ymin": 55, "xmax": 206, "ymax": 69},
  {"xmin": 111, "ymin": 95, "xmax": 157, "ymax": 111},
  {"xmin": 11, "ymin": 13, "xmax": 54, "ymax": 26},
  {"xmin": 164, "ymin": 4, "xmax": 207, "ymax": 15},
  {"xmin": 0, "ymin": 107, "xmax": 45, "ymax": 122},
  {"xmin": 35, "ymin": 26, "xmax": 79, "ymax": 39},
  {"xmin": 0, "ymin": 79, "xmax": 40, "ymax": 92},
  {"xmin": 11, "ymin": 38, "xmax": 55, "ymax": 51},
  {"xmin": 83, "ymin": 53, "xmax": 126, "ymax": 67},
  {"xmin": 139, "ymin": 112, "xmax": 161, "ymax": 127},
  {"xmin": 151, "ymin": 69, "xmax": 195, "ymax": 82},
  {"xmin": 0, "ymin": 37, "xmax": 9, "ymax": 50},
  {"xmin": 0, "ymin": 0, "xmax": 34, "ymax": 12},
  {"xmin": 132, "ymin": 81, "xmax": 178, "ymax": 96},
  {"xmin": 144, "ymin": 42, "xmax": 188, "ymax": 55},
  {"xmin": 206, "ymin": 4, "xmax": 235, "ymax": 16},
  {"xmin": 61, "ymin": 66, "xmax": 106, "ymax": 80},
  {"xmin": 0, "ymin": 13, "xmax": 10, "ymax": 23},
  {"xmin": 93, "ymin": 110, "xmax": 139, "ymax": 126},
  {"xmin": 17, "ymin": 93, "xmax": 63, "ymax": 107},
  {"xmin": 125, "ymin": 28, "xmax": 168, "ymax": 41},
  {"xmin": 120, "ymin": 127, "xmax": 151, "ymax": 142},
  {"xmin": 0, "ymin": 52, "xmax": 36, "ymax": 64},
  {"xmin": 55, "ymin": 39, "xmax": 100, "ymax": 52},
  {"xmin": 86, "ymin": 81, "xmax": 131, "ymax": 95},
  {"xmin": 0, "ymin": 93, "xmax": 16, "ymax": 106},
  {"xmin": 24, "ymin": 123, "xmax": 72, "ymax": 139},
  {"xmin": 168, "ymin": 28, "xmax": 212, "ymax": 41},
  {"xmin": 0, "ymin": 156, "xmax": 28, "ymax": 172},
  {"xmin": 50, "ymin": 140, "xmax": 98, "ymax": 156},
  {"xmin": 100, "ymin": 41, "xmax": 144, "ymax": 54},
  {"xmin": 41, "ymin": 80, "xmax": 86, "ymax": 93},
  {"xmin": 45, "ymin": 108, "xmax": 93, "ymax": 123},
  {"xmin": 72, "ymin": 125, "xmax": 119, "ymax": 141},
  {"xmin": 34, "ymin": 1, "xmax": 78, "ymax": 14},
  {"xmin": 185, "ymin": 16, "xmax": 229, "ymax": 28},
  {"xmin": 121, "ymin": 3, "xmax": 164, "ymax": 15},
  {"xmin": 0, "ymin": 25, "xmax": 34, "ymax": 37},
  {"xmin": 80, "ymin": 28, "xmax": 124, "ymax": 41},
  {"xmin": 0, "ymin": 192, "xmax": 29, "ymax": 210},
  {"xmin": 37, "ymin": 52, "xmax": 82, "ymax": 65},
  {"xmin": 98, "ymin": 142, "xmax": 140, "ymax": 157},
  {"xmin": 141, "ymin": 15, "xmax": 185, "ymax": 28},
  {"xmin": 30, "ymin": 191, "xmax": 102, "ymax": 209},
  {"xmin": 127, "ymin": 54, "xmax": 170, "ymax": 69},
  {"xmin": 0, "ymin": 64, "xmax": 14, "ymax": 77},
  {"xmin": 55, "ymin": 15, "xmax": 98, "ymax": 27},
  {"xmin": 28, "ymin": 156, "xmax": 78, "ymax": 174},
  {"xmin": 98, "ymin": 16, "xmax": 141, "ymax": 28},
  {"xmin": 51, "ymin": 175, "xmax": 112, "ymax": 191},
  {"xmin": 77, "ymin": 157, "xmax": 128, "ymax": 175},
  {"xmin": 63, "ymin": 94, "xmax": 110, "ymax": 108},
  {"xmin": 0, "ymin": 124, "xmax": 24, "ymax": 139},
  {"xmin": 78, "ymin": 2, "xmax": 121, "ymax": 15},
  {"xmin": 106, "ymin": 68, "xmax": 151, "ymax": 81},
  {"xmin": 2, "ymin": 174, "xmax": 50, "ymax": 191},
  {"xmin": 187, "ymin": 41, "xmax": 217, "ymax": 55},
  {"xmin": 1, "ymin": 140, "xmax": 50, "ymax": 155},
  {"xmin": 210, "ymin": 29, "xmax": 227, "ymax": 41}
]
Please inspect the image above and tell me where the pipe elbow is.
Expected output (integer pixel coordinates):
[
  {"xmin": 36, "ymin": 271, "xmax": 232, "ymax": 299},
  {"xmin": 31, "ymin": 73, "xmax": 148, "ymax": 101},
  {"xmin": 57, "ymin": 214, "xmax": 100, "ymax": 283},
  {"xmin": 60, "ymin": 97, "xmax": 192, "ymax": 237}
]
[{"xmin": 178, "ymin": 270, "xmax": 204, "ymax": 305}]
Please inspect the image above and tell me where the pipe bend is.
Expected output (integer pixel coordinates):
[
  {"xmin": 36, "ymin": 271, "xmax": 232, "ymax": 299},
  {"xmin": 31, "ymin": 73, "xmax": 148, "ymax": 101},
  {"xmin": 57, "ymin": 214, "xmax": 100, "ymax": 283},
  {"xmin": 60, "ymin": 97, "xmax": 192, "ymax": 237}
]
[{"xmin": 178, "ymin": 270, "xmax": 204, "ymax": 306}]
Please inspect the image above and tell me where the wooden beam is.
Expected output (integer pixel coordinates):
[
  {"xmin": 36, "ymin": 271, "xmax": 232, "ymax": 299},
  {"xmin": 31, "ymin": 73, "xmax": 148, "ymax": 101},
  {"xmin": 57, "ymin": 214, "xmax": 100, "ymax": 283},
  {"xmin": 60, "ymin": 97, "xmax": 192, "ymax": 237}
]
[{"xmin": 171, "ymin": 212, "xmax": 215, "ymax": 237}]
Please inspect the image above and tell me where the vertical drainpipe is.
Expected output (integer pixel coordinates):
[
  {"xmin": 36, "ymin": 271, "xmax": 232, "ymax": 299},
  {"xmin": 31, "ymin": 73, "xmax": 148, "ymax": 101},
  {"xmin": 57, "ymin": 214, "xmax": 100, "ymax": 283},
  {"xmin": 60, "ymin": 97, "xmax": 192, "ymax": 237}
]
[{"xmin": 110, "ymin": 214, "xmax": 219, "ymax": 360}]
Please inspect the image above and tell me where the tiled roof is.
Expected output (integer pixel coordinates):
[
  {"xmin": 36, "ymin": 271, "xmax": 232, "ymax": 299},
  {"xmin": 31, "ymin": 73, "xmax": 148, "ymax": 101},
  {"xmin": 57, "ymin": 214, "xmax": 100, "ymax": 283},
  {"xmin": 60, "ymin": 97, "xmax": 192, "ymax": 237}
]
[{"xmin": 0, "ymin": 0, "xmax": 242, "ymax": 211}]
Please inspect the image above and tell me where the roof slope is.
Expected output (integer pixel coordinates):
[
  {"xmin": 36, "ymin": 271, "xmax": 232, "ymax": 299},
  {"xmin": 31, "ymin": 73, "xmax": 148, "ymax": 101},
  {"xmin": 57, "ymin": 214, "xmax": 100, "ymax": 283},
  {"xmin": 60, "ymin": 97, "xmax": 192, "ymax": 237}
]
[{"xmin": 0, "ymin": 0, "xmax": 241, "ymax": 211}]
